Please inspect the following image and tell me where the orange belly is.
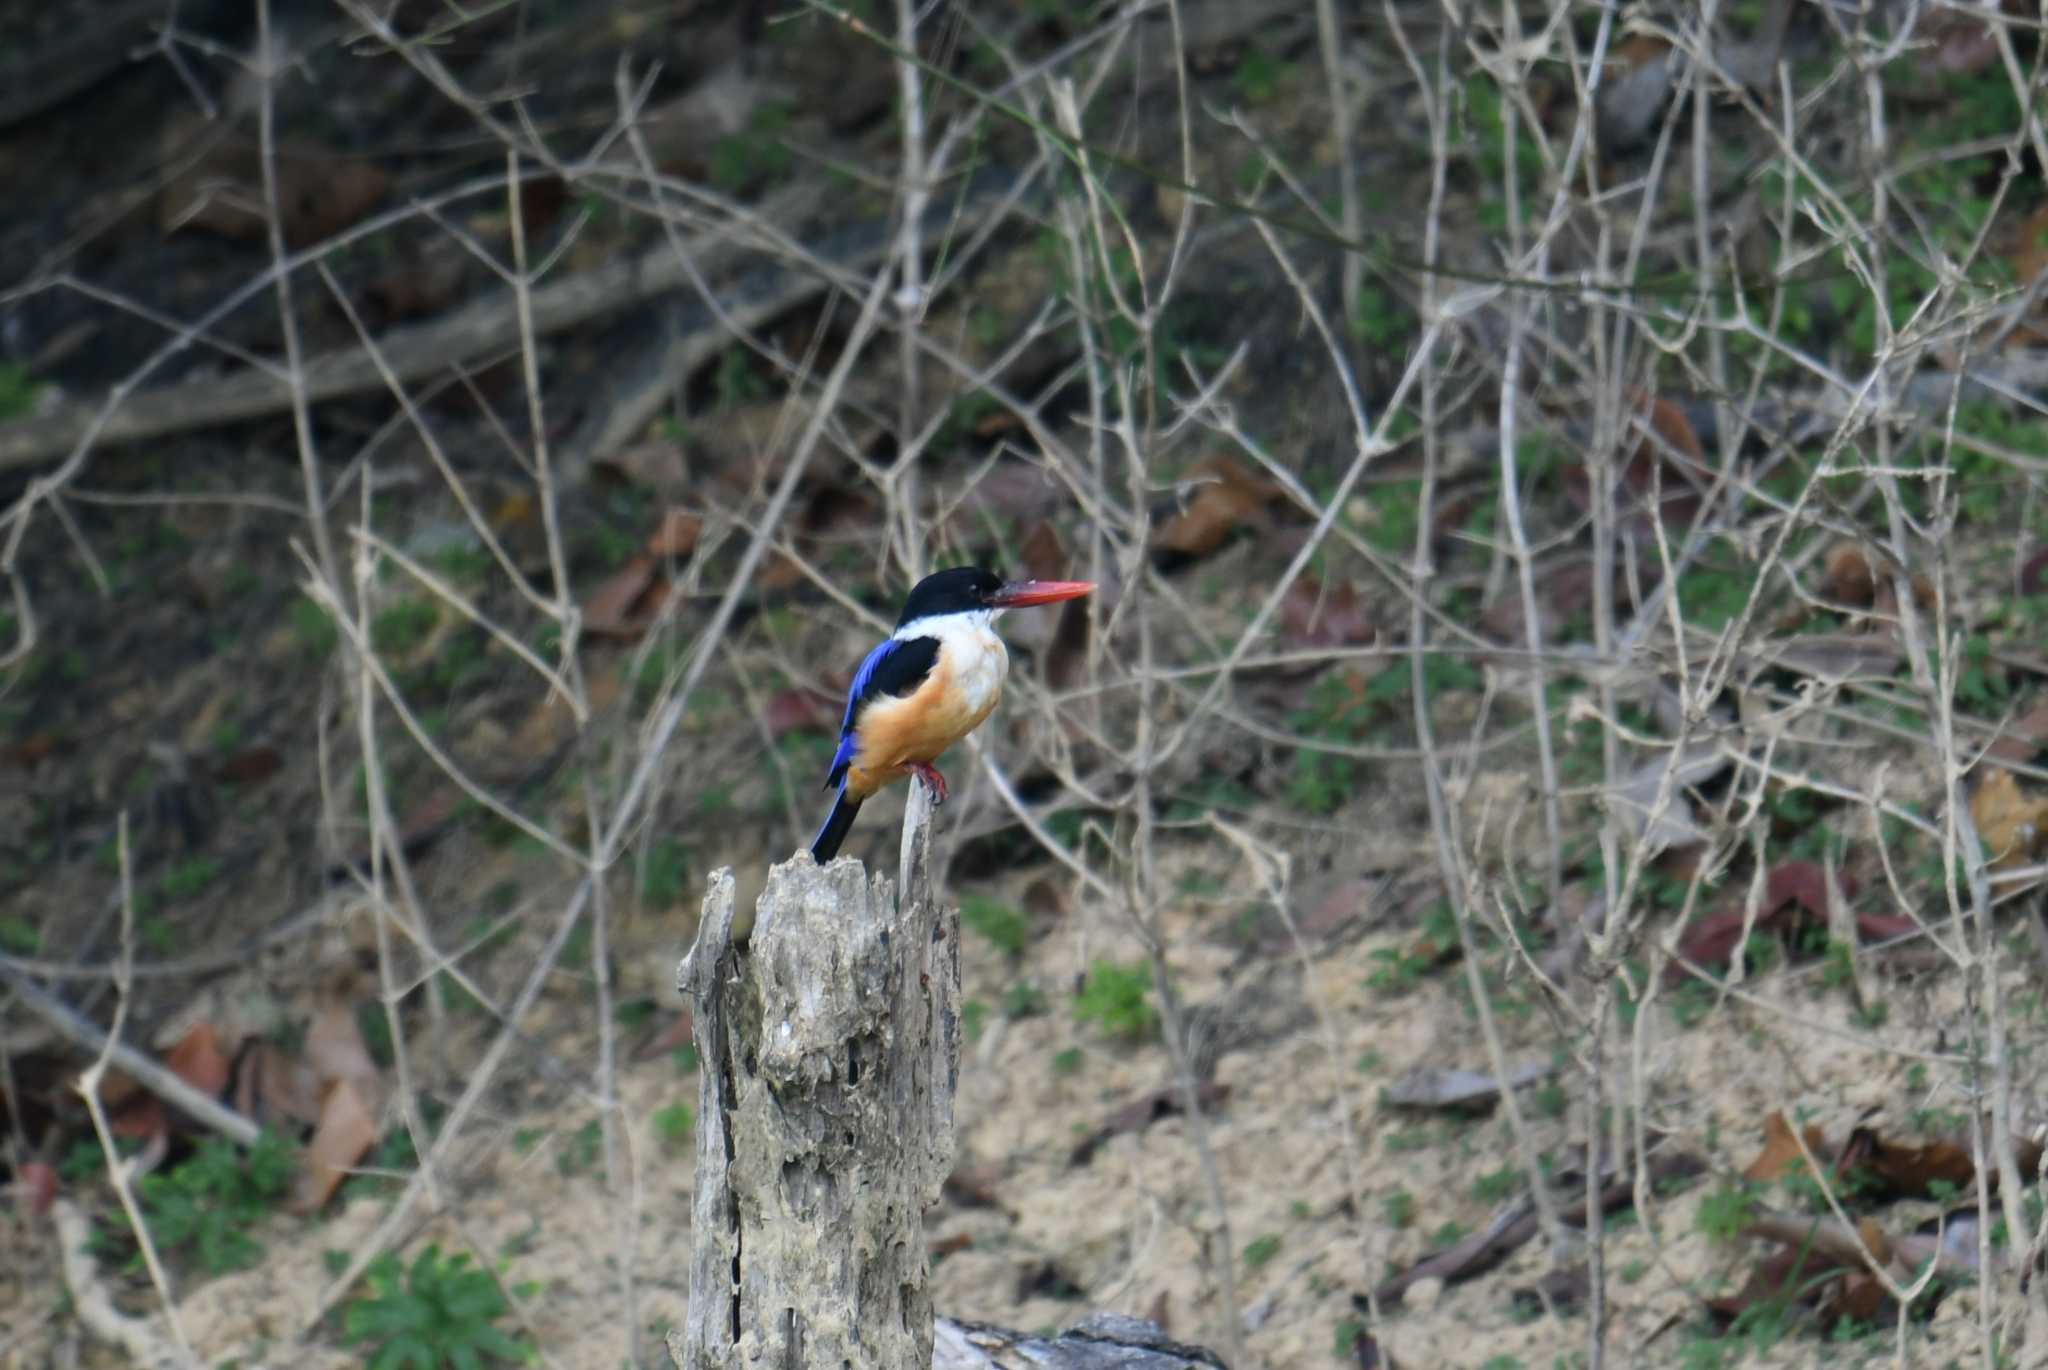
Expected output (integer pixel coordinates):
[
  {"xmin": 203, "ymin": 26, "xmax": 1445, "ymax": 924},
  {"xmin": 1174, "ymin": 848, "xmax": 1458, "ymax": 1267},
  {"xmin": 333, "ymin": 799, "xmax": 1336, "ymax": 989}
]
[{"xmin": 842, "ymin": 661, "xmax": 1000, "ymax": 800}]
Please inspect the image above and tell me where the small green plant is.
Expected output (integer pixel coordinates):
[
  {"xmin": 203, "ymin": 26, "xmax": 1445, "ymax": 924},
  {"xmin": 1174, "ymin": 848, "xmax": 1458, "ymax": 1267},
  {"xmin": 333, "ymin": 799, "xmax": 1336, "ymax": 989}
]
[
  {"xmin": 960, "ymin": 896, "xmax": 1030, "ymax": 957},
  {"xmin": 0, "ymin": 913, "xmax": 38, "ymax": 953},
  {"xmin": 0, "ymin": 363, "xmax": 41, "ymax": 420},
  {"xmin": 652, "ymin": 1103, "xmax": 694, "ymax": 1149},
  {"xmin": 1074, "ymin": 960, "xmax": 1155, "ymax": 1041},
  {"xmin": 160, "ymin": 857, "xmax": 220, "ymax": 903},
  {"xmin": 639, "ymin": 838, "xmax": 691, "ymax": 908},
  {"xmin": 1002, "ymin": 981, "xmax": 1047, "ymax": 1018},
  {"xmin": 555, "ymin": 1121, "xmax": 602, "ymax": 1177},
  {"xmin": 1473, "ymin": 1165, "xmax": 1519, "ymax": 1202},
  {"xmin": 122, "ymin": 1132, "xmax": 296, "ymax": 1275},
  {"xmin": 1051, "ymin": 1047, "xmax": 1083, "ymax": 1076},
  {"xmin": 341, "ymin": 1245, "xmax": 534, "ymax": 1369},
  {"xmin": 709, "ymin": 101, "xmax": 794, "ymax": 193},
  {"xmin": 371, "ymin": 598, "xmax": 439, "ymax": 656},
  {"xmin": 1695, "ymin": 1182, "xmax": 1760, "ymax": 1243},
  {"xmin": 1242, "ymin": 1234, "xmax": 1281, "ymax": 1269},
  {"xmin": 292, "ymin": 595, "xmax": 339, "ymax": 658},
  {"xmin": 1382, "ymin": 1189, "xmax": 1416, "ymax": 1228},
  {"xmin": 963, "ymin": 999, "xmax": 988, "ymax": 1042},
  {"xmin": 1230, "ymin": 47, "xmax": 1289, "ymax": 105}
]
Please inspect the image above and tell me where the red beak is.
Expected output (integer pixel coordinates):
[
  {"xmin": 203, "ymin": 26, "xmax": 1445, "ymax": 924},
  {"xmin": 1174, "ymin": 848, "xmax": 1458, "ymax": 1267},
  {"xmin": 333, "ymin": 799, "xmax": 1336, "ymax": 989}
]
[{"xmin": 989, "ymin": 579, "xmax": 1095, "ymax": 609}]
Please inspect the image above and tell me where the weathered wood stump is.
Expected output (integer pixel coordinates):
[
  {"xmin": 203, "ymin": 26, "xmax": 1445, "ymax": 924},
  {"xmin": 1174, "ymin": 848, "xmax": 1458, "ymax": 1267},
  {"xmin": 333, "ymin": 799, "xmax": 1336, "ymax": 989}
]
[
  {"xmin": 668, "ymin": 790, "xmax": 1229, "ymax": 1369},
  {"xmin": 672, "ymin": 789, "xmax": 959, "ymax": 1369}
]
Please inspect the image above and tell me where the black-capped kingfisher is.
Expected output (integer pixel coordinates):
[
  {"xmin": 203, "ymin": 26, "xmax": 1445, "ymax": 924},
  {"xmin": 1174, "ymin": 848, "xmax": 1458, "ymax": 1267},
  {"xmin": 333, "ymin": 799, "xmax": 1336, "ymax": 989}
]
[{"xmin": 810, "ymin": 566, "xmax": 1094, "ymax": 863}]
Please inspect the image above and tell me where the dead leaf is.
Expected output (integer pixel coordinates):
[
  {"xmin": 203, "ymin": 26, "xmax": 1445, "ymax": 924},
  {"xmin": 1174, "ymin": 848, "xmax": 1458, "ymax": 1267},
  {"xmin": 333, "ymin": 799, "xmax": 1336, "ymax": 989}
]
[
  {"xmin": 213, "ymin": 746, "xmax": 283, "ymax": 786},
  {"xmin": 632, "ymin": 1009, "xmax": 695, "ymax": 1062},
  {"xmin": 7, "ymin": 733, "xmax": 67, "ymax": 769},
  {"xmin": 582, "ymin": 555, "xmax": 672, "ymax": 638},
  {"xmin": 1836, "ymin": 1124, "xmax": 2044, "ymax": 1201},
  {"xmin": 1987, "ymin": 697, "xmax": 2048, "ymax": 764},
  {"xmin": 291, "ymin": 1076, "xmax": 378, "ymax": 1214},
  {"xmin": 164, "ymin": 1023, "xmax": 231, "ymax": 1101},
  {"xmin": 305, "ymin": 993, "xmax": 380, "ymax": 1097},
  {"xmin": 1383, "ymin": 1059, "xmax": 1554, "ymax": 1111},
  {"xmin": 1280, "ymin": 576, "xmax": 1376, "ymax": 649},
  {"xmin": 1017, "ymin": 520, "xmax": 1069, "ymax": 585},
  {"xmin": 1069, "ymin": 1082, "xmax": 1229, "ymax": 1165},
  {"xmin": 647, "ymin": 508, "xmax": 703, "ymax": 559},
  {"xmin": 1821, "ymin": 542, "xmax": 1875, "ymax": 607},
  {"xmin": 1969, "ymin": 767, "xmax": 2048, "ymax": 869},
  {"xmin": 1606, "ymin": 746, "xmax": 1726, "ymax": 851},
  {"xmin": 943, "ymin": 1161, "xmax": 1005, "ymax": 1210},
  {"xmin": 596, "ymin": 439, "xmax": 690, "ymax": 498},
  {"xmin": 763, "ymin": 687, "xmax": 837, "ymax": 738},
  {"xmin": 1565, "ymin": 395, "xmax": 1707, "ymax": 535},
  {"xmin": 1749, "ymin": 633, "xmax": 1904, "ymax": 683},
  {"xmin": 1742, "ymin": 1110, "xmax": 1829, "ymax": 1183},
  {"xmin": 16, "ymin": 1159, "xmax": 58, "ymax": 1217},
  {"xmin": 160, "ymin": 124, "xmax": 389, "ymax": 248},
  {"xmin": 1155, "ymin": 456, "xmax": 1278, "ymax": 564},
  {"xmin": 491, "ymin": 491, "xmax": 536, "ymax": 531},
  {"xmin": 1706, "ymin": 1242, "xmax": 1843, "ymax": 1321},
  {"xmin": 1672, "ymin": 861, "xmax": 1864, "ymax": 980},
  {"xmin": 237, "ymin": 1040, "xmax": 322, "ymax": 1127}
]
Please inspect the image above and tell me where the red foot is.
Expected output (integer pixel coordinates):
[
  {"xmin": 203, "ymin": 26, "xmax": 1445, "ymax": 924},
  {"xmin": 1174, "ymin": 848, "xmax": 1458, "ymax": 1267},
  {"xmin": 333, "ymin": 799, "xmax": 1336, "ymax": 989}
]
[{"xmin": 907, "ymin": 761, "xmax": 950, "ymax": 806}]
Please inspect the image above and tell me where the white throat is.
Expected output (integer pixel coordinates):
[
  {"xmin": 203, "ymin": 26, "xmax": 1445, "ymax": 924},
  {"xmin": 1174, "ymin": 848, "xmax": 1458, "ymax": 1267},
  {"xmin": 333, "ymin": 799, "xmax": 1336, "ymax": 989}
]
[{"xmin": 895, "ymin": 609, "xmax": 1009, "ymax": 716}]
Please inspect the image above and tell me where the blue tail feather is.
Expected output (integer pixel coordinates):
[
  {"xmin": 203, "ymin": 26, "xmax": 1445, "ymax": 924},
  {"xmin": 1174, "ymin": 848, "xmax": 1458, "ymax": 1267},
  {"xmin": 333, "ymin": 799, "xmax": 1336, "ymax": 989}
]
[{"xmin": 810, "ymin": 791, "xmax": 862, "ymax": 863}]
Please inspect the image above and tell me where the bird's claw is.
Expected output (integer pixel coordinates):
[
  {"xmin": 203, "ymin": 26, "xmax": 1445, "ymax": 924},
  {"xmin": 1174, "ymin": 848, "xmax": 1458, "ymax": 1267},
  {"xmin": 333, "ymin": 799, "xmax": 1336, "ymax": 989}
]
[{"xmin": 908, "ymin": 762, "xmax": 950, "ymax": 806}]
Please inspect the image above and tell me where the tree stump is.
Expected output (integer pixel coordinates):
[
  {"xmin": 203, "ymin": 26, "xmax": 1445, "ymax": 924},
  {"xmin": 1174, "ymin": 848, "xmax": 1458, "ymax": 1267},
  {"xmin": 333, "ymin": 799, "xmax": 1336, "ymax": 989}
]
[{"xmin": 672, "ymin": 787, "xmax": 959, "ymax": 1369}]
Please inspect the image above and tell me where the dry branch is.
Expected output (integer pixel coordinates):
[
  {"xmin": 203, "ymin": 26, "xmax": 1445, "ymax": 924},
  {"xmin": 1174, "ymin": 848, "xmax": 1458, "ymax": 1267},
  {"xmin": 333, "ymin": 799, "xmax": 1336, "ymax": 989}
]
[{"xmin": 0, "ymin": 168, "xmax": 1020, "ymax": 474}]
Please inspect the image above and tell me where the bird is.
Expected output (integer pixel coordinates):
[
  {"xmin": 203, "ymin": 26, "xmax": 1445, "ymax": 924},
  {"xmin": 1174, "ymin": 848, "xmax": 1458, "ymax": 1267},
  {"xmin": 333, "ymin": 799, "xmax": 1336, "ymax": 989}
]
[{"xmin": 810, "ymin": 566, "xmax": 1094, "ymax": 863}]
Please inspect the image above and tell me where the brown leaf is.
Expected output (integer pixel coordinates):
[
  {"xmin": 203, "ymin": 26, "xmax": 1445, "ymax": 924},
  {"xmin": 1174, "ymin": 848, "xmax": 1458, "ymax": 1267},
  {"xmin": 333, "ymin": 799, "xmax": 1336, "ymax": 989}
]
[
  {"xmin": 1987, "ymin": 697, "xmax": 2048, "ymax": 765},
  {"xmin": 2023, "ymin": 548, "xmax": 2048, "ymax": 596},
  {"xmin": 632, "ymin": 1008, "xmax": 695, "ymax": 1062},
  {"xmin": 582, "ymin": 555, "xmax": 671, "ymax": 638},
  {"xmin": 16, "ymin": 1159, "xmax": 58, "ymax": 1217},
  {"xmin": 2000, "ymin": 205, "xmax": 2048, "ymax": 347},
  {"xmin": 305, "ymin": 994, "xmax": 380, "ymax": 1096},
  {"xmin": 1564, "ymin": 395, "xmax": 1707, "ymax": 534},
  {"xmin": 647, "ymin": 508, "xmax": 703, "ymax": 559},
  {"xmin": 943, "ymin": 1161, "xmax": 1005, "ymax": 1210},
  {"xmin": 1070, "ymin": 1082, "xmax": 1229, "ymax": 1165},
  {"xmin": 1821, "ymin": 542, "xmax": 1876, "ymax": 607},
  {"xmin": 161, "ymin": 126, "xmax": 389, "ymax": 247},
  {"xmin": 1970, "ymin": 767, "xmax": 2048, "ymax": 869},
  {"xmin": 1018, "ymin": 520, "xmax": 1069, "ymax": 584},
  {"xmin": 213, "ymin": 746, "xmax": 283, "ymax": 786},
  {"xmin": 1854, "ymin": 910, "xmax": 1919, "ymax": 944},
  {"xmin": 491, "ymin": 490, "xmax": 537, "ymax": 532},
  {"xmin": 1672, "ymin": 861, "xmax": 1860, "ymax": 978},
  {"xmin": 1280, "ymin": 576, "xmax": 1376, "ymax": 649},
  {"xmin": 238, "ymin": 1040, "xmax": 322, "ymax": 1127},
  {"xmin": 1706, "ymin": 1243, "xmax": 1843, "ymax": 1320},
  {"xmin": 1839, "ymin": 1127, "xmax": 1980, "ymax": 1200},
  {"xmin": 1384, "ymin": 1059, "xmax": 1555, "ymax": 1111},
  {"xmin": 164, "ymin": 1023, "xmax": 231, "ymax": 1101},
  {"xmin": 1155, "ymin": 456, "xmax": 1277, "ymax": 563},
  {"xmin": 763, "ymin": 687, "xmax": 837, "ymax": 739},
  {"xmin": 291, "ymin": 1077, "xmax": 378, "ymax": 1214},
  {"xmin": 1743, "ymin": 1110, "xmax": 1829, "ymax": 1183},
  {"xmin": 930, "ymin": 1231, "xmax": 974, "ymax": 1258},
  {"xmin": 595, "ymin": 439, "xmax": 690, "ymax": 498},
  {"xmin": 7, "ymin": 733, "xmax": 67, "ymax": 769}
]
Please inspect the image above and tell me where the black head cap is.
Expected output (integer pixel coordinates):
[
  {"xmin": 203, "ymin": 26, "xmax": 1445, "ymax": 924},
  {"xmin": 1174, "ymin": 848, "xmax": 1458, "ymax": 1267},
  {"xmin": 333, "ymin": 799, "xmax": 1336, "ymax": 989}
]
[{"xmin": 896, "ymin": 566, "xmax": 1002, "ymax": 626}]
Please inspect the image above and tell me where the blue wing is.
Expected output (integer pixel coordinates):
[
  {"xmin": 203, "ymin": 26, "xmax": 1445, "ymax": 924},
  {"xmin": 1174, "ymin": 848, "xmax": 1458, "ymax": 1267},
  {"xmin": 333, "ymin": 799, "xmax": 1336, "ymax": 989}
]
[{"xmin": 825, "ymin": 635, "xmax": 941, "ymax": 790}]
